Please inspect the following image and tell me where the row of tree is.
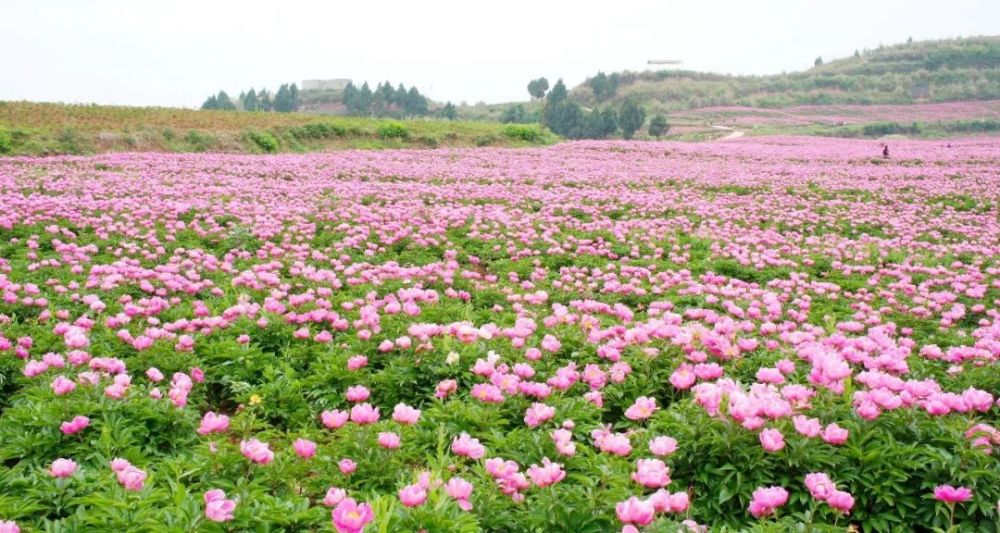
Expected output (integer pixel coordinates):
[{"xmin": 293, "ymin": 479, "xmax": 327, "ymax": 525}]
[
  {"xmin": 530, "ymin": 78, "xmax": 668, "ymax": 139},
  {"xmin": 200, "ymin": 83, "xmax": 300, "ymax": 112},
  {"xmin": 341, "ymin": 81, "xmax": 430, "ymax": 118}
]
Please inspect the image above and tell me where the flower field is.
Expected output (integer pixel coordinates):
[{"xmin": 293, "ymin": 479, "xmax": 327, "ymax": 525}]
[{"xmin": 1, "ymin": 136, "xmax": 999, "ymax": 532}]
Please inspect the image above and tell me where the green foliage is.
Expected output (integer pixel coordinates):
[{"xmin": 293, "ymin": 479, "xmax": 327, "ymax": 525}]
[
  {"xmin": 341, "ymin": 80, "xmax": 431, "ymax": 119},
  {"xmin": 618, "ymin": 99, "xmax": 646, "ymax": 140},
  {"xmin": 242, "ymin": 88, "xmax": 259, "ymax": 112},
  {"xmin": 183, "ymin": 130, "xmax": 215, "ymax": 152},
  {"xmin": 215, "ymin": 91, "xmax": 237, "ymax": 111},
  {"xmin": 0, "ymin": 127, "xmax": 11, "ymax": 154},
  {"xmin": 288, "ymin": 122, "xmax": 348, "ymax": 140},
  {"xmin": 501, "ymin": 124, "xmax": 543, "ymax": 142},
  {"xmin": 648, "ymin": 114, "xmax": 670, "ymax": 137},
  {"xmin": 500, "ymin": 104, "xmax": 531, "ymax": 124},
  {"xmin": 527, "ymin": 77, "xmax": 550, "ymax": 99},
  {"xmin": 376, "ymin": 121, "xmax": 409, "ymax": 139},
  {"xmin": 247, "ymin": 130, "xmax": 279, "ymax": 153},
  {"xmin": 588, "ymin": 71, "xmax": 620, "ymax": 101},
  {"xmin": 440, "ymin": 102, "xmax": 458, "ymax": 121}
]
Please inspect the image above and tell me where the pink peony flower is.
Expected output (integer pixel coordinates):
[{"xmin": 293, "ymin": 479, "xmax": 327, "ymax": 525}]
[
  {"xmin": 331, "ymin": 498, "xmax": 374, "ymax": 533},
  {"xmin": 60, "ymin": 415, "xmax": 90, "ymax": 435},
  {"xmin": 527, "ymin": 457, "xmax": 566, "ymax": 487},
  {"xmin": 349, "ymin": 403, "xmax": 380, "ymax": 425},
  {"xmin": 827, "ymin": 490, "xmax": 855, "ymax": 513},
  {"xmin": 204, "ymin": 489, "xmax": 236, "ymax": 522},
  {"xmin": 451, "ymin": 432, "xmax": 486, "ymax": 459},
  {"xmin": 321, "ymin": 409, "xmax": 349, "ymax": 429},
  {"xmin": 669, "ymin": 364, "xmax": 697, "ymax": 390},
  {"xmin": 378, "ymin": 432, "xmax": 401, "ymax": 449},
  {"xmin": 821, "ymin": 423, "xmax": 849, "ymax": 445},
  {"xmin": 445, "ymin": 477, "xmax": 474, "ymax": 511},
  {"xmin": 339, "ymin": 458, "xmax": 357, "ymax": 474},
  {"xmin": 759, "ymin": 428, "xmax": 785, "ymax": 452},
  {"xmin": 293, "ymin": 438, "xmax": 317, "ymax": 459},
  {"xmin": 748, "ymin": 486, "xmax": 789, "ymax": 518},
  {"xmin": 804, "ymin": 472, "xmax": 835, "ymax": 501},
  {"xmin": 793, "ymin": 415, "xmax": 821, "ymax": 438},
  {"xmin": 145, "ymin": 367, "xmax": 164, "ymax": 382},
  {"xmin": 392, "ymin": 403, "xmax": 421, "ymax": 425},
  {"xmin": 649, "ymin": 436, "xmax": 678, "ymax": 456},
  {"xmin": 51, "ymin": 375, "xmax": 76, "ymax": 396},
  {"xmin": 524, "ymin": 402, "xmax": 556, "ymax": 427},
  {"xmin": 933, "ymin": 485, "xmax": 972, "ymax": 504},
  {"xmin": 116, "ymin": 465, "xmax": 147, "ymax": 491},
  {"xmin": 346, "ymin": 355, "xmax": 368, "ymax": 371},
  {"xmin": 0, "ymin": 520, "xmax": 19, "ymax": 533},
  {"xmin": 323, "ymin": 487, "xmax": 347, "ymax": 507},
  {"xmin": 624, "ymin": 396, "xmax": 658, "ymax": 421},
  {"xmin": 240, "ymin": 438, "xmax": 274, "ymax": 465},
  {"xmin": 345, "ymin": 385, "xmax": 370, "ymax": 403},
  {"xmin": 197, "ymin": 411, "xmax": 230, "ymax": 435},
  {"xmin": 49, "ymin": 458, "xmax": 78, "ymax": 478},
  {"xmin": 616, "ymin": 496, "xmax": 655, "ymax": 526},
  {"xmin": 398, "ymin": 483, "xmax": 427, "ymax": 507},
  {"xmin": 632, "ymin": 458, "xmax": 671, "ymax": 488}
]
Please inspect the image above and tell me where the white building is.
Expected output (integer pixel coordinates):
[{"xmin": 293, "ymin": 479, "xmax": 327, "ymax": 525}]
[{"xmin": 301, "ymin": 79, "xmax": 352, "ymax": 91}]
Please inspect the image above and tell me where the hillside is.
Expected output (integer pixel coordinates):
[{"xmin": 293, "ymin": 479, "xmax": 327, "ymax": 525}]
[
  {"xmin": 0, "ymin": 101, "xmax": 554, "ymax": 156},
  {"xmin": 569, "ymin": 36, "xmax": 1000, "ymax": 114}
]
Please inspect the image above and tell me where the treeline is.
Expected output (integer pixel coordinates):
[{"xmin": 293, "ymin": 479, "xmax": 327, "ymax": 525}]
[
  {"xmin": 519, "ymin": 77, "xmax": 669, "ymax": 140},
  {"xmin": 201, "ymin": 83, "xmax": 301, "ymax": 112},
  {"xmin": 341, "ymin": 82, "xmax": 439, "ymax": 119}
]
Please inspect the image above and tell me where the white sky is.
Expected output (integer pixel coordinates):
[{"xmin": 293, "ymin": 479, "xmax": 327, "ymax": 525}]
[{"xmin": 2, "ymin": 0, "xmax": 997, "ymax": 108}]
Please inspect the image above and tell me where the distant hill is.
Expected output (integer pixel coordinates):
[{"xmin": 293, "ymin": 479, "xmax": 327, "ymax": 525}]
[{"xmin": 569, "ymin": 36, "xmax": 1000, "ymax": 114}]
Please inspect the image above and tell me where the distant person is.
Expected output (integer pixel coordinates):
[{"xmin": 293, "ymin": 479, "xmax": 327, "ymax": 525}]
[{"xmin": 882, "ymin": 145, "xmax": 890, "ymax": 159}]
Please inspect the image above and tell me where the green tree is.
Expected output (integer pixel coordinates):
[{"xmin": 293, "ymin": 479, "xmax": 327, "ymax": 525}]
[
  {"xmin": 216, "ymin": 91, "xmax": 237, "ymax": 111},
  {"xmin": 289, "ymin": 83, "xmax": 299, "ymax": 111},
  {"xmin": 440, "ymin": 102, "xmax": 457, "ymax": 121},
  {"xmin": 357, "ymin": 82, "xmax": 373, "ymax": 116},
  {"xmin": 590, "ymin": 72, "xmax": 613, "ymax": 101},
  {"xmin": 259, "ymin": 89, "xmax": 272, "ymax": 111},
  {"xmin": 274, "ymin": 84, "xmax": 291, "ymax": 112},
  {"xmin": 500, "ymin": 104, "xmax": 527, "ymax": 124},
  {"xmin": 547, "ymin": 79, "xmax": 567, "ymax": 104},
  {"xmin": 374, "ymin": 81, "xmax": 394, "ymax": 116},
  {"xmin": 648, "ymin": 114, "xmax": 669, "ymax": 138},
  {"xmin": 618, "ymin": 99, "xmax": 645, "ymax": 139},
  {"xmin": 200, "ymin": 94, "xmax": 219, "ymax": 110},
  {"xmin": 394, "ymin": 83, "xmax": 408, "ymax": 108},
  {"xmin": 814, "ymin": 56, "xmax": 823, "ymax": 66},
  {"xmin": 243, "ymin": 88, "xmax": 259, "ymax": 112},
  {"xmin": 527, "ymin": 77, "xmax": 550, "ymax": 99},
  {"xmin": 404, "ymin": 86, "xmax": 428, "ymax": 117},
  {"xmin": 582, "ymin": 107, "xmax": 615, "ymax": 138},
  {"xmin": 342, "ymin": 82, "xmax": 357, "ymax": 112}
]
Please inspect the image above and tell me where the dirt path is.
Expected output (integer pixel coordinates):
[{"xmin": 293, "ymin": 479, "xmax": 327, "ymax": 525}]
[{"xmin": 712, "ymin": 125, "xmax": 745, "ymax": 140}]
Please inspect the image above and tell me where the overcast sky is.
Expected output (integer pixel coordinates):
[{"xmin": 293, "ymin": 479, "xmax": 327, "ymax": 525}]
[{"xmin": 2, "ymin": 0, "xmax": 997, "ymax": 108}]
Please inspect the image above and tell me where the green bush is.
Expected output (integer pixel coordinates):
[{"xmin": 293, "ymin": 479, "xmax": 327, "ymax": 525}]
[
  {"xmin": 184, "ymin": 130, "xmax": 215, "ymax": 152},
  {"xmin": 248, "ymin": 130, "xmax": 279, "ymax": 153},
  {"xmin": 501, "ymin": 124, "xmax": 542, "ymax": 142},
  {"xmin": 376, "ymin": 121, "xmax": 409, "ymax": 139},
  {"xmin": 0, "ymin": 127, "xmax": 12, "ymax": 154},
  {"xmin": 475, "ymin": 134, "xmax": 498, "ymax": 147},
  {"xmin": 290, "ymin": 122, "xmax": 348, "ymax": 140}
]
